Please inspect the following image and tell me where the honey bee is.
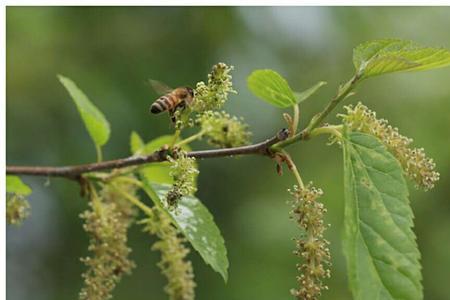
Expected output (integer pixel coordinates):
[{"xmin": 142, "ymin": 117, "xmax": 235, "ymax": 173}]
[{"xmin": 148, "ymin": 79, "xmax": 195, "ymax": 122}]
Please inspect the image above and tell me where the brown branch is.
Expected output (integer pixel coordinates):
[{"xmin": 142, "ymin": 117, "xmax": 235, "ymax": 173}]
[{"xmin": 6, "ymin": 129, "xmax": 289, "ymax": 180}]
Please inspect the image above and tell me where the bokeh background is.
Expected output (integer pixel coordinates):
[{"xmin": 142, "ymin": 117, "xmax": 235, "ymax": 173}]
[{"xmin": 6, "ymin": 6, "xmax": 450, "ymax": 300}]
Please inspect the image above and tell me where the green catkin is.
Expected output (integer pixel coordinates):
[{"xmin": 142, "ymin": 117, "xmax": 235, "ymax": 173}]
[
  {"xmin": 142, "ymin": 207, "xmax": 195, "ymax": 300},
  {"xmin": 79, "ymin": 180, "xmax": 137, "ymax": 300},
  {"xmin": 101, "ymin": 179, "xmax": 138, "ymax": 224},
  {"xmin": 173, "ymin": 108, "xmax": 196, "ymax": 131},
  {"xmin": 289, "ymin": 184, "xmax": 331, "ymax": 300},
  {"xmin": 341, "ymin": 102, "xmax": 439, "ymax": 190},
  {"xmin": 171, "ymin": 62, "xmax": 235, "ymax": 130},
  {"xmin": 192, "ymin": 63, "xmax": 235, "ymax": 113},
  {"xmin": 197, "ymin": 110, "xmax": 251, "ymax": 148},
  {"xmin": 6, "ymin": 193, "xmax": 30, "ymax": 226},
  {"xmin": 166, "ymin": 151, "xmax": 199, "ymax": 209}
]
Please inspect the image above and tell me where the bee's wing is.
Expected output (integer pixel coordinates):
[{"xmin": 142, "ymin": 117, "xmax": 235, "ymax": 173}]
[{"xmin": 147, "ymin": 79, "xmax": 173, "ymax": 96}]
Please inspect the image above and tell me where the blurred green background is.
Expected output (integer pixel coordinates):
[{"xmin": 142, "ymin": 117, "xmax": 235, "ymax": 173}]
[{"xmin": 6, "ymin": 6, "xmax": 450, "ymax": 300}]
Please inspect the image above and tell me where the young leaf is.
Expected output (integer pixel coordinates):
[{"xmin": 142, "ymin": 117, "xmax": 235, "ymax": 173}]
[
  {"xmin": 141, "ymin": 180, "xmax": 229, "ymax": 282},
  {"xmin": 58, "ymin": 75, "xmax": 111, "ymax": 148},
  {"xmin": 6, "ymin": 175, "xmax": 32, "ymax": 196},
  {"xmin": 353, "ymin": 39, "xmax": 450, "ymax": 78},
  {"xmin": 293, "ymin": 81, "xmax": 327, "ymax": 104},
  {"xmin": 247, "ymin": 69, "xmax": 296, "ymax": 108},
  {"xmin": 130, "ymin": 131, "xmax": 145, "ymax": 155},
  {"xmin": 342, "ymin": 131, "xmax": 422, "ymax": 300}
]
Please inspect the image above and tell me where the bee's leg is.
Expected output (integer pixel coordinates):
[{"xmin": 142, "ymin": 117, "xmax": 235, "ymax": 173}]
[
  {"xmin": 169, "ymin": 101, "xmax": 188, "ymax": 125},
  {"xmin": 169, "ymin": 108, "xmax": 177, "ymax": 124},
  {"xmin": 176, "ymin": 101, "xmax": 187, "ymax": 111}
]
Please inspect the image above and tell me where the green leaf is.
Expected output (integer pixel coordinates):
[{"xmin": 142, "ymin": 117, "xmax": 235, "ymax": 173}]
[
  {"xmin": 141, "ymin": 164, "xmax": 174, "ymax": 185},
  {"xmin": 140, "ymin": 135, "xmax": 175, "ymax": 155},
  {"xmin": 136, "ymin": 135, "xmax": 196, "ymax": 185},
  {"xmin": 130, "ymin": 131, "xmax": 145, "ymax": 155},
  {"xmin": 141, "ymin": 180, "xmax": 229, "ymax": 282},
  {"xmin": 342, "ymin": 131, "xmax": 422, "ymax": 300},
  {"xmin": 353, "ymin": 39, "xmax": 450, "ymax": 78},
  {"xmin": 58, "ymin": 75, "xmax": 111, "ymax": 147},
  {"xmin": 247, "ymin": 69, "xmax": 296, "ymax": 108},
  {"xmin": 293, "ymin": 81, "xmax": 327, "ymax": 104},
  {"xmin": 6, "ymin": 176, "xmax": 32, "ymax": 196},
  {"xmin": 139, "ymin": 135, "xmax": 174, "ymax": 184}
]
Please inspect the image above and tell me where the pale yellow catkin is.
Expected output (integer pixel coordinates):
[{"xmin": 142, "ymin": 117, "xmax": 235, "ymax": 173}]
[
  {"xmin": 79, "ymin": 180, "xmax": 137, "ymax": 300},
  {"xmin": 341, "ymin": 102, "xmax": 439, "ymax": 191},
  {"xmin": 289, "ymin": 184, "xmax": 331, "ymax": 300},
  {"xmin": 142, "ymin": 207, "xmax": 195, "ymax": 300}
]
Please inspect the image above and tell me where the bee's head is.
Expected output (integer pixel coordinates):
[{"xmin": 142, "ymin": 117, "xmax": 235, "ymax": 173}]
[{"xmin": 186, "ymin": 87, "xmax": 195, "ymax": 97}]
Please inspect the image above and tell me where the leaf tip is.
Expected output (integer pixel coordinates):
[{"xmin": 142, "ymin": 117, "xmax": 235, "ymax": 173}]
[
  {"xmin": 221, "ymin": 269, "xmax": 229, "ymax": 283},
  {"xmin": 56, "ymin": 74, "xmax": 68, "ymax": 83}
]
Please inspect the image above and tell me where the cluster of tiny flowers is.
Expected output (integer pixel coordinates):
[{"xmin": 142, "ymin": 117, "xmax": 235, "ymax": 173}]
[
  {"xmin": 166, "ymin": 151, "xmax": 199, "ymax": 209},
  {"xmin": 6, "ymin": 193, "xmax": 30, "ymax": 226},
  {"xmin": 173, "ymin": 109, "xmax": 196, "ymax": 131},
  {"xmin": 341, "ymin": 102, "xmax": 439, "ymax": 190},
  {"xmin": 289, "ymin": 184, "xmax": 331, "ymax": 300},
  {"xmin": 192, "ymin": 63, "xmax": 235, "ymax": 113},
  {"xmin": 142, "ymin": 207, "xmax": 195, "ymax": 300},
  {"xmin": 197, "ymin": 111, "xmax": 251, "ymax": 148},
  {"xmin": 79, "ymin": 188, "xmax": 135, "ymax": 300}
]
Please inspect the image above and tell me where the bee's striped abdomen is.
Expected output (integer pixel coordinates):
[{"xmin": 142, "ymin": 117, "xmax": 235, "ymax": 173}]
[{"xmin": 150, "ymin": 94, "xmax": 178, "ymax": 114}]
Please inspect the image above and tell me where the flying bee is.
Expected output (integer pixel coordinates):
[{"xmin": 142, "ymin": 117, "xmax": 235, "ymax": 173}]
[{"xmin": 148, "ymin": 79, "xmax": 195, "ymax": 123}]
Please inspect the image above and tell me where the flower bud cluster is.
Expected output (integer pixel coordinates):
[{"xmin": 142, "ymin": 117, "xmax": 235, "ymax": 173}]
[
  {"xmin": 289, "ymin": 184, "xmax": 331, "ymax": 300},
  {"xmin": 6, "ymin": 193, "xmax": 30, "ymax": 226},
  {"xmin": 167, "ymin": 151, "xmax": 199, "ymax": 209},
  {"xmin": 142, "ymin": 207, "xmax": 195, "ymax": 300},
  {"xmin": 197, "ymin": 111, "xmax": 251, "ymax": 148},
  {"xmin": 341, "ymin": 102, "xmax": 439, "ymax": 190},
  {"xmin": 79, "ymin": 184, "xmax": 136, "ymax": 300},
  {"xmin": 173, "ymin": 108, "xmax": 196, "ymax": 131},
  {"xmin": 192, "ymin": 63, "xmax": 235, "ymax": 113}
]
